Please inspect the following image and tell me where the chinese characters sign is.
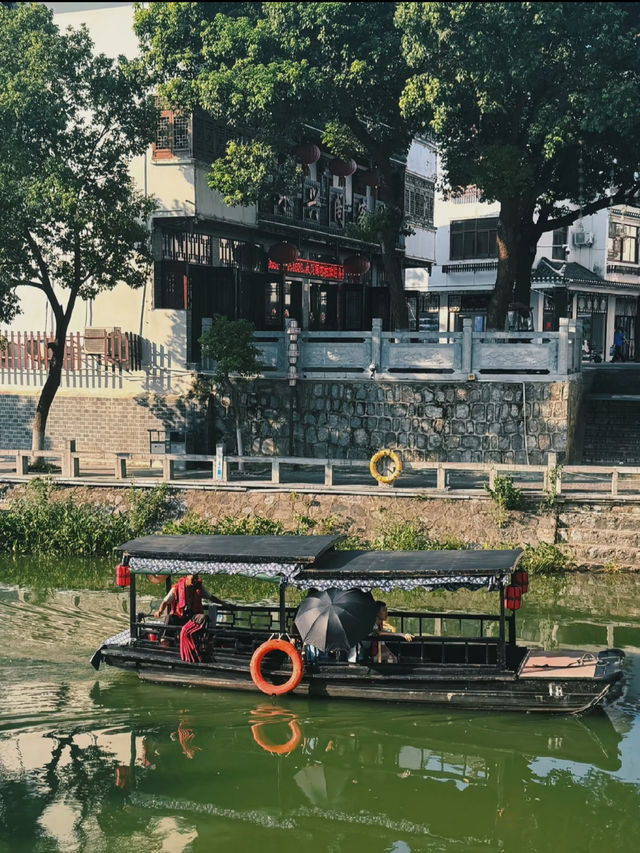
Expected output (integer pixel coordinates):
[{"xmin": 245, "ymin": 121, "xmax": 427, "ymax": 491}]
[{"xmin": 268, "ymin": 258, "xmax": 344, "ymax": 280}]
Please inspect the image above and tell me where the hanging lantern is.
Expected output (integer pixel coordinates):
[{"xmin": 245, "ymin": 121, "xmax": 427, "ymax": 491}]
[
  {"xmin": 292, "ymin": 143, "xmax": 321, "ymax": 165},
  {"xmin": 512, "ymin": 569, "xmax": 529, "ymax": 594},
  {"xmin": 268, "ymin": 242, "xmax": 299, "ymax": 267},
  {"xmin": 343, "ymin": 255, "xmax": 371, "ymax": 277},
  {"xmin": 361, "ymin": 168, "xmax": 381, "ymax": 187},
  {"xmin": 329, "ymin": 158, "xmax": 357, "ymax": 177},
  {"xmin": 504, "ymin": 584, "xmax": 522, "ymax": 611},
  {"xmin": 115, "ymin": 564, "xmax": 131, "ymax": 588}
]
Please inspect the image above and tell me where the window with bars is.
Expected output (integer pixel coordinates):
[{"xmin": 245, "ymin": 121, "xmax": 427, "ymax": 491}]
[
  {"xmin": 404, "ymin": 173, "xmax": 435, "ymax": 227},
  {"xmin": 153, "ymin": 110, "xmax": 192, "ymax": 159},
  {"xmin": 450, "ymin": 218, "xmax": 498, "ymax": 260},
  {"xmin": 608, "ymin": 221, "xmax": 639, "ymax": 264},
  {"xmin": 162, "ymin": 231, "xmax": 213, "ymax": 266}
]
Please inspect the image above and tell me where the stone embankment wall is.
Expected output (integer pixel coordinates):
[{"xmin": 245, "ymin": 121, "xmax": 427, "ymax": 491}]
[
  {"xmin": 232, "ymin": 376, "xmax": 583, "ymax": 464},
  {"xmin": 0, "ymin": 375, "xmax": 583, "ymax": 464}
]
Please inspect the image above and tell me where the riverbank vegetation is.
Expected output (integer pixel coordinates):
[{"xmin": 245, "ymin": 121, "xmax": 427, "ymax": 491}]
[{"xmin": 0, "ymin": 480, "xmax": 571, "ymax": 575}]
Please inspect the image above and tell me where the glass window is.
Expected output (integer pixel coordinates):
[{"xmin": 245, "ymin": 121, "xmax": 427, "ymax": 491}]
[
  {"xmin": 404, "ymin": 174, "xmax": 435, "ymax": 227},
  {"xmin": 552, "ymin": 226, "xmax": 568, "ymax": 260},
  {"xmin": 608, "ymin": 221, "xmax": 639, "ymax": 263},
  {"xmin": 450, "ymin": 218, "xmax": 498, "ymax": 260}
]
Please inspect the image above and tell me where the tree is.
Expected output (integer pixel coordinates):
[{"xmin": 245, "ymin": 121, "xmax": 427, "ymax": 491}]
[
  {"xmin": 134, "ymin": 1, "xmax": 421, "ymax": 329},
  {"xmin": 197, "ymin": 315, "xmax": 262, "ymax": 459},
  {"xmin": 397, "ymin": 2, "xmax": 640, "ymax": 328},
  {"xmin": 0, "ymin": 4, "xmax": 156, "ymax": 450}
]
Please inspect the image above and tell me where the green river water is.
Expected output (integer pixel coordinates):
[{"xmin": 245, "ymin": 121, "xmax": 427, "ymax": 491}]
[{"xmin": 1, "ymin": 557, "xmax": 640, "ymax": 853}]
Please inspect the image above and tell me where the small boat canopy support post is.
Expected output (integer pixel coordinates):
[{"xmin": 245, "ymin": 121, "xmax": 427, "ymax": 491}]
[
  {"xmin": 129, "ymin": 571, "xmax": 137, "ymax": 640},
  {"xmin": 498, "ymin": 589, "xmax": 506, "ymax": 669},
  {"xmin": 279, "ymin": 579, "xmax": 287, "ymax": 635}
]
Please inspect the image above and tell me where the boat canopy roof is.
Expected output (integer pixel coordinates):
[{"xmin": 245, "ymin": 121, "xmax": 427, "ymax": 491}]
[
  {"xmin": 119, "ymin": 534, "xmax": 342, "ymax": 582},
  {"xmin": 119, "ymin": 535, "xmax": 522, "ymax": 592},
  {"xmin": 296, "ymin": 548, "xmax": 523, "ymax": 592}
]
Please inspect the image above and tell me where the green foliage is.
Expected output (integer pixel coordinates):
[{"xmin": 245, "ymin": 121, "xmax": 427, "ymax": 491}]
[
  {"xmin": 484, "ymin": 475, "xmax": 523, "ymax": 512},
  {"xmin": 163, "ymin": 512, "xmax": 284, "ymax": 537},
  {"xmin": 198, "ymin": 315, "xmax": 262, "ymax": 393},
  {"xmin": 372, "ymin": 519, "xmax": 466, "ymax": 551},
  {"xmin": 520, "ymin": 542, "xmax": 571, "ymax": 575},
  {"xmin": 208, "ymin": 140, "xmax": 301, "ymax": 206},
  {"xmin": 0, "ymin": 480, "xmax": 170, "ymax": 557}
]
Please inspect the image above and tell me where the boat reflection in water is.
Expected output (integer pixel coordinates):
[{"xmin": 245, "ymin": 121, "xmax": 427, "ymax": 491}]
[{"xmin": 95, "ymin": 684, "xmax": 634, "ymax": 852}]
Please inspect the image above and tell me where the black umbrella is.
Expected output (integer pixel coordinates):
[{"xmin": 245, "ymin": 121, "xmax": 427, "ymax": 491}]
[{"xmin": 294, "ymin": 588, "xmax": 378, "ymax": 652}]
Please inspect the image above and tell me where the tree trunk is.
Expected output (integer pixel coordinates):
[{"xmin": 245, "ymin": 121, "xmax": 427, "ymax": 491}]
[
  {"xmin": 487, "ymin": 201, "xmax": 527, "ymax": 330},
  {"xmin": 378, "ymin": 162, "xmax": 409, "ymax": 331},
  {"xmin": 380, "ymin": 235, "xmax": 408, "ymax": 331},
  {"xmin": 31, "ymin": 335, "xmax": 66, "ymax": 453}
]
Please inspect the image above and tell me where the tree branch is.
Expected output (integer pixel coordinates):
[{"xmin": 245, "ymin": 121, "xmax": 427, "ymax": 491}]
[
  {"xmin": 24, "ymin": 231, "xmax": 64, "ymax": 324},
  {"xmin": 535, "ymin": 183, "xmax": 640, "ymax": 236}
]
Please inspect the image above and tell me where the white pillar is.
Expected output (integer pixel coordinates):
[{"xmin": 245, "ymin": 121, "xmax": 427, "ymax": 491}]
[{"xmin": 606, "ymin": 295, "xmax": 617, "ymax": 360}]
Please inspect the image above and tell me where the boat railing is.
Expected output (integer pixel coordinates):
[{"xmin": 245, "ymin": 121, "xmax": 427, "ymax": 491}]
[{"xmin": 134, "ymin": 605, "xmax": 514, "ymax": 669}]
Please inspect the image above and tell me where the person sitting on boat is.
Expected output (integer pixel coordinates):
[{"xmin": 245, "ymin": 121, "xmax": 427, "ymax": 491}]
[
  {"xmin": 154, "ymin": 573, "xmax": 226, "ymax": 629},
  {"xmin": 371, "ymin": 601, "xmax": 413, "ymax": 664}
]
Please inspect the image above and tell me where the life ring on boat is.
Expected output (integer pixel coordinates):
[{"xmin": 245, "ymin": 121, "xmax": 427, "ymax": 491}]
[
  {"xmin": 251, "ymin": 718, "xmax": 303, "ymax": 755},
  {"xmin": 370, "ymin": 449, "xmax": 402, "ymax": 484},
  {"xmin": 250, "ymin": 639, "xmax": 304, "ymax": 696}
]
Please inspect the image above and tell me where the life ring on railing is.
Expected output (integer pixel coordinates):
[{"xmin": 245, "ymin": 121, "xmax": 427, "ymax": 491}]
[
  {"xmin": 250, "ymin": 639, "xmax": 304, "ymax": 696},
  {"xmin": 251, "ymin": 718, "xmax": 303, "ymax": 755},
  {"xmin": 370, "ymin": 449, "xmax": 402, "ymax": 484}
]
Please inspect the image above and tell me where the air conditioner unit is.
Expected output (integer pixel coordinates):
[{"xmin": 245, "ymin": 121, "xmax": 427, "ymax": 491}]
[
  {"xmin": 573, "ymin": 231, "xmax": 594, "ymax": 248},
  {"xmin": 84, "ymin": 327, "xmax": 121, "ymax": 355}
]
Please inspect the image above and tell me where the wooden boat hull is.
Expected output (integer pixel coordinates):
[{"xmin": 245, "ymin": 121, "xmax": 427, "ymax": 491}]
[{"xmin": 99, "ymin": 644, "xmax": 624, "ymax": 714}]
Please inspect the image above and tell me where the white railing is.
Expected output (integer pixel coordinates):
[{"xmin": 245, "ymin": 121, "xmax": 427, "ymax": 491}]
[{"xmin": 249, "ymin": 318, "xmax": 582, "ymax": 382}]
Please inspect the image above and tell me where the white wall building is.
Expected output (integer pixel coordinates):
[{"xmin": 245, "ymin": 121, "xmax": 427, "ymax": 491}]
[{"xmin": 429, "ymin": 178, "xmax": 640, "ymax": 361}]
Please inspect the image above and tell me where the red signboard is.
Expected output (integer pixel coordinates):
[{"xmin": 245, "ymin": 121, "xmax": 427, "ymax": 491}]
[{"xmin": 268, "ymin": 258, "xmax": 344, "ymax": 280}]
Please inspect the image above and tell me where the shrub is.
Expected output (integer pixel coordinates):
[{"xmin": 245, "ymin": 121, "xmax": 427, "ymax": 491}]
[
  {"xmin": 520, "ymin": 542, "xmax": 571, "ymax": 574},
  {"xmin": 0, "ymin": 479, "xmax": 170, "ymax": 557},
  {"xmin": 484, "ymin": 474, "xmax": 523, "ymax": 511}
]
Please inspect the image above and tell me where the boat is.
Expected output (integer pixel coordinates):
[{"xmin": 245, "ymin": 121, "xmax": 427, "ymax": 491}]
[{"xmin": 92, "ymin": 534, "xmax": 625, "ymax": 713}]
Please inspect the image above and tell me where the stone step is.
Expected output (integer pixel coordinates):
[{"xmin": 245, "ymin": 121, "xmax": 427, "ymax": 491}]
[{"xmin": 567, "ymin": 543, "xmax": 640, "ymax": 565}]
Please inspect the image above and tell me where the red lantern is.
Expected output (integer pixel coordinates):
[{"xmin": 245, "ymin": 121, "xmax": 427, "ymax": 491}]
[
  {"xmin": 115, "ymin": 564, "xmax": 130, "ymax": 588},
  {"xmin": 504, "ymin": 584, "xmax": 522, "ymax": 611},
  {"xmin": 329, "ymin": 158, "xmax": 357, "ymax": 177},
  {"xmin": 268, "ymin": 242, "xmax": 300, "ymax": 267},
  {"xmin": 512, "ymin": 569, "xmax": 529, "ymax": 593},
  {"xmin": 343, "ymin": 255, "xmax": 371, "ymax": 277},
  {"xmin": 293, "ymin": 143, "xmax": 321, "ymax": 165}
]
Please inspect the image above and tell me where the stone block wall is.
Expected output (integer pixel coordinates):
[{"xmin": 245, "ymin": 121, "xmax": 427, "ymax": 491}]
[{"xmin": 230, "ymin": 377, "xmax": 583, "ymax": 464}]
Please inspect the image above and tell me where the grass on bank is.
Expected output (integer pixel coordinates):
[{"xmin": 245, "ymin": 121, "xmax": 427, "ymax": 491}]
[{"xmin": 0, "ymin": 479, "xmax": 571, "ymax": 574}]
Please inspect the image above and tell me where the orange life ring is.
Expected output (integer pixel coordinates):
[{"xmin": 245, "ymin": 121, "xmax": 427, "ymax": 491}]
[
  {"xmin": 251, "ymin": 719, "xmax": 303, "ymax": 755},
  {"xmin": 250, "ymin": 638, "xmax": 304, "ymax": 696}
]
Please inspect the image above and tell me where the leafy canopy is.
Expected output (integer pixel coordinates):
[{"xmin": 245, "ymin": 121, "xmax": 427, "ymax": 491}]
[
  {"xmin": 397, "ymin": 2, "xmax": 640, "ymax": 221},
  {"xmin": 198, "ymin": 315, "xmax": 262, "ymax": 391},
  {"xmin": 135, "ymin": 2, "xmax": 416, "ymax": 203},
  {"xmin": 0, "ymin": 3, "xmax": 157, "ymax": 324}
]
